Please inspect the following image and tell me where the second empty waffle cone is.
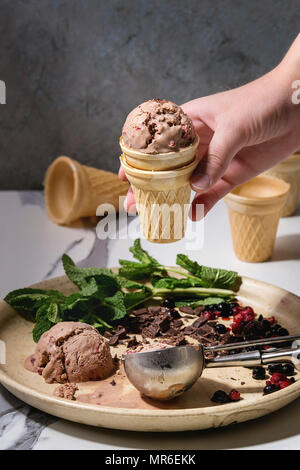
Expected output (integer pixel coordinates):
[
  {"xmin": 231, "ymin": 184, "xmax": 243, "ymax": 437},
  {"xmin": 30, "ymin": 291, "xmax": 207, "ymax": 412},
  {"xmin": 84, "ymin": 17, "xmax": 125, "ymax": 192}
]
[
  {"xmin": 45, "ymin": 156, "xmax": 129, "ymax": 225},
  {"xmin": 120, "ymin": 154, "xmax": 199, "ymax": 243},
  {"xmin": 264, "ymin": 151, "xmax": 300, "ymax": 217},
  {"xmin": 224, "ymin": 176, "xmax": 290, "ymax": 262}
]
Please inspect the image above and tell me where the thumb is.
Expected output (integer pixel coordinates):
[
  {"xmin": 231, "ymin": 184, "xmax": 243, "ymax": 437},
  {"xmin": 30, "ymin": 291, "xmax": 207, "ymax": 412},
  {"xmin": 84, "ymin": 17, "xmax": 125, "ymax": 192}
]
[{"xmin": 191, "ymin": 125, "xmax": 242, "ymax": 192}]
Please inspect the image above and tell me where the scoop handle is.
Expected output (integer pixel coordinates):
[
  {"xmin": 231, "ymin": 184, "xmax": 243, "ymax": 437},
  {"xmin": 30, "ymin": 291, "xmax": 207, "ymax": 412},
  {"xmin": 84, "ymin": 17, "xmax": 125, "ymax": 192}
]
[
  {"xmin": 205, "ymin": 334, "xmax": 300, "ymax": 353},
  {"xmin": 206, "ymin": 346, "xmax": 300, "ymax": 369}
]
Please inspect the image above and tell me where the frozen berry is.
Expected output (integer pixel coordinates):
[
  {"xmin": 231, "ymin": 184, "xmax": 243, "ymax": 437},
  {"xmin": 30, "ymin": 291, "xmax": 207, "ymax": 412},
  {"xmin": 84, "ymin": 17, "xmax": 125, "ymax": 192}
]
[
  {"xmin": 268, "ymin": 363, "xmax": 283, "ymax": 374},
  {"xmin": 270, "ymin": 372, "xmax": 286, "ymax": 385},
  {"xmin": 277, "ymin": 327, "xmax": 289, "ymax": 337},
  {"xmin": 279, "ymin": 379, "xmax": 292, "ymax": 389},
  {"xmin": 264, "ymin": 383, "xmax": 280, "ymax": 395},
  {"xmin": 204, "ymin": 311, "xmax": 216, "ymax": 320},
  {"xmin": 234, "ymin": 313, "xmax": 244, "ymax": 324},
  {"xmin": 229, "ymin": 389, "xmax": 241, "ymax": 401},
  {"xmin": 281, "ymin": 363, "xmax": 295, "ymax": 376},
  {"xmin": 261, "ymin": 319, "xmax": 271, "ymax": 331},
  {"xmin": 266, "ymin": 316, "xmax": 276, "ymax": 325},
  {"xmin": 211, "ymin": 390, "xmax": 230, "ymax": 404},
  {"xmin": 231, "ymin": 322, "xmax": 241, "ymax": 335},
  {"xmin": 252, "ymin": 366, "xmax": 266, "ymax": 380},
  {"xmin": 163, "ymin": 298, "xmax": 175, "ymax": 309},
  {"xmin": 218, "ymin": 302, "xmax": 231, "ymax": 316},
  {"xmin": 214, "ymin": 310, "xmax": 222, "ymax": 317},
  {"xmin": 215, "ymin": 323, "xmax": 227, "ymax": 334},
  {"xmin": 233, "ymin": 306, "xmax": 241, "ymax": 315}
]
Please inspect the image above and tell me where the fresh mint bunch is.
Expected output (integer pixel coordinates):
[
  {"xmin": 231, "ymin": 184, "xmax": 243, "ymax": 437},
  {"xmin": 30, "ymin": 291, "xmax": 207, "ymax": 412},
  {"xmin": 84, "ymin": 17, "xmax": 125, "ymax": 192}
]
[{"xmin": 5, "ymin": 238, "xmax": 240, "ymax": 342}]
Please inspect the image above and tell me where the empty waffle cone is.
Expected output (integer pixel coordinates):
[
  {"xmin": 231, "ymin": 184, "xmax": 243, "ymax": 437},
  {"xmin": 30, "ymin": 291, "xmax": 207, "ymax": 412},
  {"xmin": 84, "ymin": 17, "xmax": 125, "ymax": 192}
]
[
  {"xmin": 44, "ymin": 156, "xmax": 129, "ymax": 225},
  {"xmin": 263, "ymin": 151, "xmax": 300, "ymax": 217},
  {"xmin": 224, "ymin": 176, "xmax": 290, "ymax": 262},
  {"xmin": 120, "ymin": 154, "xmax": 199, "ymax": 243},
  {"xmin": 120, "ymin": 135, "xmax": 199, "ymax": 171}
]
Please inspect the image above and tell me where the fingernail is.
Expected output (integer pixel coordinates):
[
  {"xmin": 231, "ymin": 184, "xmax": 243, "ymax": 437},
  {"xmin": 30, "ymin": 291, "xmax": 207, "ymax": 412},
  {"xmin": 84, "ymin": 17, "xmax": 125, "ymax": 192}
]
[{"xmin": 191, "ymin": 174, "xmax": 210, "ymax": 191}]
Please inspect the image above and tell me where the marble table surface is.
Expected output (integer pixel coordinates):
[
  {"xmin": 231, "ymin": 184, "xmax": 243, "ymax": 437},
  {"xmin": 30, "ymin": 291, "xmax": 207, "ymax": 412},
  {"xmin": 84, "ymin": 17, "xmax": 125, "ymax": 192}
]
[{"xmin": 0, "ymin": 190, "xmax": 300, "ymax": 450}]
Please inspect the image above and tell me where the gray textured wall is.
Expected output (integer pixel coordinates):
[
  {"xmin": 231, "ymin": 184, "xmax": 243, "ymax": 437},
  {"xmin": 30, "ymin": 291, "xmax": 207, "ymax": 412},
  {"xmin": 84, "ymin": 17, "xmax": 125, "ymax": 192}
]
[{"xmin": 0, "ymin": 0, "xmax": 299, "ymax": 189}]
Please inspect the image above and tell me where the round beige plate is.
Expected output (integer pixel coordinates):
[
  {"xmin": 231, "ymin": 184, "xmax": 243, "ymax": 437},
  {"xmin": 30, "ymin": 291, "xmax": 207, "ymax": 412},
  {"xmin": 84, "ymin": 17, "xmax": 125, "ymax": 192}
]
[{"xmin": 0, "ymin": 274, "xmax": 300, "ymax": 432}]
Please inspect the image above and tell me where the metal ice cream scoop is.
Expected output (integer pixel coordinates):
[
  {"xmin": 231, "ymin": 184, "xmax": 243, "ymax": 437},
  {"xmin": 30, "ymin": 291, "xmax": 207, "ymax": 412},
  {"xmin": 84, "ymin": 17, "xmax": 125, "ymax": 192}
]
[{"xmin": 123, "ymin": 334, "xmax": 300, "ymax": 400}]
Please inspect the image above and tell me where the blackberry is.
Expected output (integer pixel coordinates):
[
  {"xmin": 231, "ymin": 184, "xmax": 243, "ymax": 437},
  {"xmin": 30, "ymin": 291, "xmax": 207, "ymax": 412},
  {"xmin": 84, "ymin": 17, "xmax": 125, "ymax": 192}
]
[
  {"xmin": 215, "ymin": 323, "xmax": 227, "ymax": 334},
  {"xmin": 277, "ymin": 327, "xmax": 289, "ymax": 337},
  {"xmin": 252, "ymin": 366, "xmax": 266, "ymax": 380},
  {"xmin": 281, "ymin": 363, "xmax": 295, "ymax": 376},
  {"xmin": 268, "ymin": 363, "xmax": 283, "ymax": 374},
  {"xmin": 162, "ymin": 298, "xmax": 175, "ymax": 309},
  {"xmin": 218, "ymin": 302, "xmax": 231, "ymax": 316},
  {"xmin": 264, "ymin": 383, "xmax": 279, "ymax": 395},
  {"xmin": 261, "ymin": 319, "xmax": 271, "ymax": 331},
  {"xmin": 211, "ymin": 390, "xmax": 230, "ymax": 403}
]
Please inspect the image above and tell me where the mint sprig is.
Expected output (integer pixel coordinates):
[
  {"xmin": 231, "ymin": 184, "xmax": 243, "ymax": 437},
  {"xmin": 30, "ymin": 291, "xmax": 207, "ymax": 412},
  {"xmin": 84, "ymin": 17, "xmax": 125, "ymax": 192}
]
[{"xmin": 5, "ymin": 238, "xmax": 240, "ymax": 342}]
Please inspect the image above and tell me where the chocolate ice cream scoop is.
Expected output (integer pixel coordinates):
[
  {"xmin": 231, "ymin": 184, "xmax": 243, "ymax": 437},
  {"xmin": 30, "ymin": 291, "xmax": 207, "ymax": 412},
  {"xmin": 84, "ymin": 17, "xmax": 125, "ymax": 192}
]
[
  {"xmin": 28, "ymin": 322, "xmax": 114, "ymax": 384},
  {"xmin": 122, "ymin": 99, "xmax": 195, "ymax": 154}
]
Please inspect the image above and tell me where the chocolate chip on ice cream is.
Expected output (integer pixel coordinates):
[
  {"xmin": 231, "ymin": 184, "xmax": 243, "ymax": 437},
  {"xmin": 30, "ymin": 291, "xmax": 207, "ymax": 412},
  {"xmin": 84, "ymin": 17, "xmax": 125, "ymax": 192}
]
[
  {"xmin": 27, "ymin": 322, "xmax": 114, "ymax": 384},
  {"xmin": 122, "ymin": 99, "xmax": 195, "ymax": 154}
]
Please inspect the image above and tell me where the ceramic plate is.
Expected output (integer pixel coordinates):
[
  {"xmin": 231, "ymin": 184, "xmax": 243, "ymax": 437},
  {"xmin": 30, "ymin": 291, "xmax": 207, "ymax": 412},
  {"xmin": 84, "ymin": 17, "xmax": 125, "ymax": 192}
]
[{"xmin": 0, "ymin": 273, "xmax": 300, "ymax": 432}]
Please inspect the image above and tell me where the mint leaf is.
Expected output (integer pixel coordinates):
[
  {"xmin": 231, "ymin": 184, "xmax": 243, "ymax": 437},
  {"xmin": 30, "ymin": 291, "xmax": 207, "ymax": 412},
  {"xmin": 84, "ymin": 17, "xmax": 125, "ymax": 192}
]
[
  {"xmin": 62, "ymin": 254, "xmax": 115, "ymax": 289},
  {"xmin": 200, "ymin": 266, "xmax": 240, "ymax": 290},
  {"xmin": 47, "ymin": 303, "xmax": 63, "ymax": 323},
  {"xmin": 103, "ymin": 291, "xmax": 127, "ymax": 320},
  {"xmin": 119, "ymin": 260, "xmax": 158, "ymax": 280},
  {"xmin": 33, "ymin": 304, "xmax": 53, "ymax": 342},
  {"xmin": 130, "ymin": 239, "xmax": 159, "ymax": 266},
  {"xmin": 176, "ymin": 254, "xmax": 202, "ymax": 278},
  {"xmin": 176, "ymin": 254, "xmax": 239, "ymax": 290}
]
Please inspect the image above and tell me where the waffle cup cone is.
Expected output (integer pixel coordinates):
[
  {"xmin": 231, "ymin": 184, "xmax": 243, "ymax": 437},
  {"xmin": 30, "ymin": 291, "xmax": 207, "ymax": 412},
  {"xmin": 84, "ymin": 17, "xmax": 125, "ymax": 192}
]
[
  {"xmin": 120, "ymin": 153, "xmax": 199, "ymax": 243},
  {"xmin": 120, "ymin": 135, "xmax": 199, "ymax": 171},
  {"xmin": 224, "ymin": 176, "xmax": 290, "ymax": 262},
  {"xmin": 44, "ymin": 156, "xmax": 129, "ymax": 225},
  {"xmin": 263, "ymin": 151, "xmax": 300, "ymax": 217}
]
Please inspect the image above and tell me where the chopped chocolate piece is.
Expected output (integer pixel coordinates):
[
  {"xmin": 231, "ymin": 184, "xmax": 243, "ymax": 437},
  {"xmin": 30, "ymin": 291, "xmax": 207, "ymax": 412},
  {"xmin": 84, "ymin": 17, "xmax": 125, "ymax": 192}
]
[
  {"xmin": 165, "ymin": 327, "xmax": 180, "ymax": 337},
  {"xmin": 183, "ymin": 325, "xmax": 195, "ymax": 335},
  {"xmin": 194, "ymin": 306, "xmax": 205, "ymax": 315},
  {"xmin": 142, "ymin": 324, "xmax": 160, "ymax": 339},
  {"xmin": 196, "ymin": 323, "xmax": 215, "ymax": 337},
  {"xmin": 126, "ymin": 336, "xmax": 140, "ymax": 348},
  {"xmin": 132, "ymin": 307, "xmax": 148, "ymax": 316},
  {"xmin": 179, "ymin": 306, "xmax": 194, "ymax": 315},
  {"xmin": 153, "ymin": 313, "xmax": 170, "ymax": 332},
  {"xmin": 110, "ymin": 379, "xmax": 116, "ymax": 386},
  {"xmin": 169, "ymin": 308, "xmax": 181, "ymax": 319},
  {"xmin": 192, "ymin": 316, "xmax": 207, "ymax": 328},
  {"xmin": 175, "ymin": 333, "xmax": 186, "ymax": 346},
  {"xmin": 103, "ymin": 331, "xmax": 113, "ymax": 338},
  {"xmin": 109, "ymin": 335, "xmax": 120, "ymax": 346},
  {"xmin": 113, "ymin": 325, "xmax": 128, "ymax": 339},
  {"xmin": 147, "ymin": 306, "xmax": 162, "ymax": 314},
  {"xmin": 170, "ymin": 318, "xmax": 183, "ymax": 329}
]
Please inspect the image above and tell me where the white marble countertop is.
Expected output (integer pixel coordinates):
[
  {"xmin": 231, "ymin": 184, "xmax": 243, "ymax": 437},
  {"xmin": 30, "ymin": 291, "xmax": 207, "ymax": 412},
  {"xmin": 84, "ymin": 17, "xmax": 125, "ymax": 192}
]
[{"xmin": 0, "ymin": 190, "xmax": 300, "ymax": 450}]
